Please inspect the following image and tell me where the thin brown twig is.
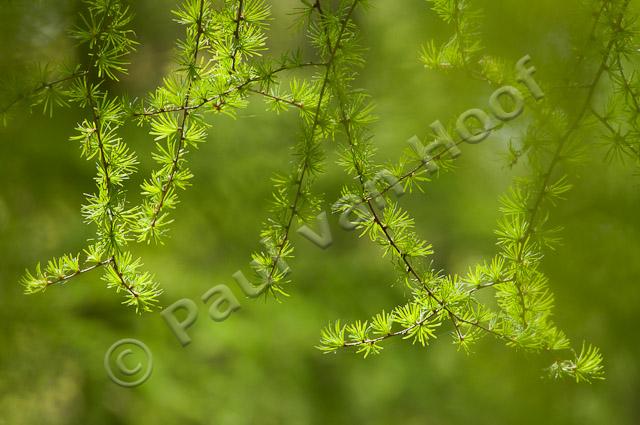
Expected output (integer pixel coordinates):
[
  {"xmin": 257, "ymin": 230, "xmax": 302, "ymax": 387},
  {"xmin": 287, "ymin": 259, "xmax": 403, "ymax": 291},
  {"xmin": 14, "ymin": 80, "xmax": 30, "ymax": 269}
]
[
  {"xmin": 262, "ymin": 0, "xmax": 361, "ymax": 286},
  {"xmin": 147, "ymin": 0, "xmax": 207, "ymax": 233}
]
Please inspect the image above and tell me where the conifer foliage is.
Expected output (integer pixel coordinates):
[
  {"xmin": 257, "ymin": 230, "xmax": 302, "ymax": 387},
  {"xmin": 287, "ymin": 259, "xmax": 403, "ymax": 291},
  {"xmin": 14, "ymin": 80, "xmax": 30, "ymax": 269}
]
[{"xmin": 6, "ymin": 0, "xmax": 639, "ymax": 381}]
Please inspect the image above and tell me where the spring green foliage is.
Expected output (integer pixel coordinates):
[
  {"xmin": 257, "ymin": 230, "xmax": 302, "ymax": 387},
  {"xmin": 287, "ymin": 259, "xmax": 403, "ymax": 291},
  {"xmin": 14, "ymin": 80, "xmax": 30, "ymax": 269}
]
[
  {"xmin": 5, "ymin": 0, "xmax": 639, "ymax": 382},
  {"xmin": 18, "ymin": 0, "xmax": 162, "ymax": 312},
  {"xmin": 317, "ymin": 0, "xmax": 637, "ymax": 383},
  {"xmin": 420, "ymin": 0, "xmax": 482, "ymax": 70}
]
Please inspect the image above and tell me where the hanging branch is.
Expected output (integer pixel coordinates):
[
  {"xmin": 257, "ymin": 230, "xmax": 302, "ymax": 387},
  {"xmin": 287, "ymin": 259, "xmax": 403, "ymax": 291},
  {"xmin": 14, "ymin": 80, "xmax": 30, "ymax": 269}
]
[{"xmin": 247, "ymin": 0, "xmax": 363, "ymax": 298}]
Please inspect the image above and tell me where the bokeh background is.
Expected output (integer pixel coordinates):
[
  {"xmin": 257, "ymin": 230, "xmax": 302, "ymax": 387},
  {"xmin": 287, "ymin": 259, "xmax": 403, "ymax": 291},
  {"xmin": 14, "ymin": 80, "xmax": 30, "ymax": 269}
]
[{"xmin": 1, "ymin": 0, "xmax": 639, "ymax": 424}]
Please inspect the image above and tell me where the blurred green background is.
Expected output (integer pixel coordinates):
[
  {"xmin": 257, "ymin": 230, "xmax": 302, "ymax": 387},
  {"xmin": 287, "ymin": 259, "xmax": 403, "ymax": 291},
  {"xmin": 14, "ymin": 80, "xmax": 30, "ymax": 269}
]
[{"xmin": 1, "ymin": 1, "xmax": 639, "ymax": 424}]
